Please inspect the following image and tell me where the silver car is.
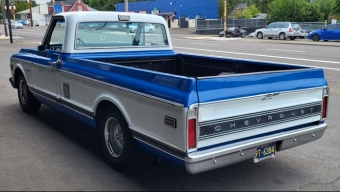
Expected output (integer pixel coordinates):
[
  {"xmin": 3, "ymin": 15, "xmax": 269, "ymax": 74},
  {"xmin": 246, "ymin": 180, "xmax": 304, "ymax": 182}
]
[{"xmin": 255, "ymin": 22, "xmax": 301, "ymax": 40}]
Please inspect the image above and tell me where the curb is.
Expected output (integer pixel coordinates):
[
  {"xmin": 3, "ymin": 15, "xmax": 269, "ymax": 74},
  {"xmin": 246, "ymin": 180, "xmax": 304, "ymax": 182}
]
[
  {"xmin": 258, "ymin": 39, "xmax": 340, "ymax": 47},
  {"xmin": 201, "ymin": 36, "xmax": 340, "ymax": 47}
]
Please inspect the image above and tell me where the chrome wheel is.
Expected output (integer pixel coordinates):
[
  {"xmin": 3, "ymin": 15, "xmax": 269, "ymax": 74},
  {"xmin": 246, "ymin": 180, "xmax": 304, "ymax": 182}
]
[
  {"xmin": 19, "ymin": 78, "xmax": 28, "ymax": 105},
  {"xmin": 257, "ymin": 32, "xmax": 263, "ymax": 39},
  {"xmin": 104, "ymin": 117, "xmax": 124, "ymax": 157}
]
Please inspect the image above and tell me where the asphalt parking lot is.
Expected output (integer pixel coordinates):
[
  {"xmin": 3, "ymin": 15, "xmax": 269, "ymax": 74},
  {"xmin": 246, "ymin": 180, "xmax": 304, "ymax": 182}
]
[{"xmin": 0, "ymin": 25, "xmax": 340, "ymax": 191}]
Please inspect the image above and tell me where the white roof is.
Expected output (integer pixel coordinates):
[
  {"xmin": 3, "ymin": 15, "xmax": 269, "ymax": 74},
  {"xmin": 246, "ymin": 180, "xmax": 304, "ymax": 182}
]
[
  {"xmin": 49, "ymin": 11, "xmax": 172, "ymax": 54},
  {"xmin": 55, "ymin": 11, "xmax": 167, "ymax": 24}
]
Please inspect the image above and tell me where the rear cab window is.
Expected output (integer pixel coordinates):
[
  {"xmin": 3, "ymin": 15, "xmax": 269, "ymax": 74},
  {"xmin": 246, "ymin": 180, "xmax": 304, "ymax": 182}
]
[{"xmin": 75, "ymin": 21, "xmax": 169, "ymax": 49}]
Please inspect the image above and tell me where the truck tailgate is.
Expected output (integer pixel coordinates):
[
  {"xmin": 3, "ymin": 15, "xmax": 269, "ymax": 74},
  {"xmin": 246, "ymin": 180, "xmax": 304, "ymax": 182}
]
[{"xmin": 196, "ymin": 69, "xmax": 327, "ymax": 149}]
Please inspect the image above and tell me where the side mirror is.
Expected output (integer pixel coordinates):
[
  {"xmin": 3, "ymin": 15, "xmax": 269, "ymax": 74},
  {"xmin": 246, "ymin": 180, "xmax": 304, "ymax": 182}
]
[{"xmin": 38, "ymin": 45, "xmax": 46, "ymax": 52}]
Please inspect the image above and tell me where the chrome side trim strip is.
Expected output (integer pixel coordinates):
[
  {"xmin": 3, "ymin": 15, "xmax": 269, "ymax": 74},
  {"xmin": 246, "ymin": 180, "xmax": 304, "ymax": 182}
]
[
  {"xmin": 29, "ymin": 86, "xmax": 94, "ymax": 119},
  {"xmin": 130, "ymin": 128, "xmax": 186, "ymax": 159}
]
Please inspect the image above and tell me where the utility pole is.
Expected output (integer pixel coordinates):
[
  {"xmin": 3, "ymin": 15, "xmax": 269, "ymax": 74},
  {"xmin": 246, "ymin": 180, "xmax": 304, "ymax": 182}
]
[
  {"xmin": 124, "ymin": 0, "xmax": 128, "ymax": 12},
  {"xmin": 29, "ymin": 0, "xmax": 33, "ymax": 27},
  {"xmin": 5, "ymin": 0, "xmax": 13, "ymax": 43},
  {"xmin": 291, "ymin": 0, "xmax": 295, "ymax": 22},
  {"xmin": 223, "ymin": 0, "xmax": 226, "ymax": 32},
  {"xmin": 1, "ymin": 0, "xmax": 8, "ymax": 36}
]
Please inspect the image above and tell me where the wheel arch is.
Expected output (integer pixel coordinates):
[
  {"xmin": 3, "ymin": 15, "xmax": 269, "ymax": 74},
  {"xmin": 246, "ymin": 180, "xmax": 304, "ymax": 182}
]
[
  {"xmin": 93, "ymin": 96, "xmax": 131, "ymax": 130},
  {"xmin": 13, "ymin": 65, "xmax": 26, "ymax": 88}
]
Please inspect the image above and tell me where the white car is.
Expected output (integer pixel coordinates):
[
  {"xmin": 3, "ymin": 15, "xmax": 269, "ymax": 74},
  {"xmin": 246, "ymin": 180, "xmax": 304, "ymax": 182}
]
[
  {"xmin": 254, "ymin": 22, "xmax": 301, "ymax": 40},
  {"xmin": 129, "ymin": 23, "xmax": 155, "ymax": 33},
  {"xmin": 26, "ymin": 20, "xmax": 39, "ymax": 26},
  {"xmin": 11, "ymin": 21, "xmax": 23, "ymax": 29},
  {"xmin": 248, "ymin": 32, "xmax": 255, "ymax": 37}
]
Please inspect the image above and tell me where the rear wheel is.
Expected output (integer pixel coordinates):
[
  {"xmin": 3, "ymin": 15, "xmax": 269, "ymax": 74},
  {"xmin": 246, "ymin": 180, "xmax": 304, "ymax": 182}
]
[
  {"xmin": 312, "ymin": 34, "xmax": 320, "ymax": 41},
  {"xmin": 17, "ymin": 74, "xmax": 41, "ymax": 113},
  {"xmin": 268, "ymin": 37, "xmax": 273, "ymax": 39},
  {"xmin": 257, "ymin": 32, "xmax": 263, "ymax": 39},
  {"xmin": 148, "ymin": 29, "xmax": 153, "ymax": 33},
  {"xmin": 100, "ymin": 106, "xmax": 140, "ymax": 171},
  {"xmin": 279, "ymin": 33, "xmax": 286, "ymax": 40},
  {"xmin": 289, "ymin": 36, "xmax": 296, "ymax": 40},
  {"xmin": 241, "ymin": 33, "xmax": 246, "ymax": 38}
]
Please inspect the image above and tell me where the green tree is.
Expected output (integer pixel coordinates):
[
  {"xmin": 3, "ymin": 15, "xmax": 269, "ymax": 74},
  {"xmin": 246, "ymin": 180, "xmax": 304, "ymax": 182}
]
[
  {"xmin": 218, "ymin": 0, "xmax": 244, "ymax": 18},
  {"xmin": 302, "ymin": 3, "xmax": 324, "ymax": 22},
  {"xmin": 312, "ymin": 0, "xmax": 334, "ymax": 21},
  {"xmin": 245, "ymin": 0, "xmax": 274, "ymax": 13},
  {"xmin": 235, "ymin": 4, "xmax": 260, "ymax": 18},
  {"xmin": 267, "ymin": 0, "xmax": 323, "ymax": 23},
  {"xmin": 330, "ymin": 0, "xmax": 340, "ymax": 15},
  {"xmin": 15, "ymin": 1, "xmax": 29, "ymax": 15}
]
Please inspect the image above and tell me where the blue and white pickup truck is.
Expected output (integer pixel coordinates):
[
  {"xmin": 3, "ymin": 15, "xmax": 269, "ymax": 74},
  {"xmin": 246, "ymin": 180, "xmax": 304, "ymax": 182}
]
[{"xmin": 9, "ymin": 12, "xmax": 329, "ymax": 174}]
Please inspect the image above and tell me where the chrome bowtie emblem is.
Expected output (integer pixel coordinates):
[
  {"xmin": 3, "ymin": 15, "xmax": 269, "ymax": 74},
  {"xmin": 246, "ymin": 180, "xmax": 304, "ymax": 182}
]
[{"xmin": 262, "ymin": 92, "xmax": 280, "ymax": 100}]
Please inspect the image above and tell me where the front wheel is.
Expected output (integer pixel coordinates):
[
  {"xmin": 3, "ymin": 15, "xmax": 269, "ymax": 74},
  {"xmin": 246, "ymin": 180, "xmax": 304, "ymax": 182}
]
[
  {"xmin": 17, "ymin": 74, "xmax": 41, "ymax": 113},
  {"xmin": 257, "ymin": 32, "xmax": 263, "ymax": 39},
  {"xmin": 289, "ymin": 36, "xmax": 296, "ymax": 40},
  {"xmin": 148, "ymin": 29, "xmax": 154, "ymax": 33},
  {"xmin": 100, "ymin": 106, "xmax": 140, "ymax": 171},
  {"xmin": 241, "ymin": 33, "xmax": 246, "ymax": 38},
  {"xmin": 312, "ymin": 34, "xmax": 320, "ymax": 41}
]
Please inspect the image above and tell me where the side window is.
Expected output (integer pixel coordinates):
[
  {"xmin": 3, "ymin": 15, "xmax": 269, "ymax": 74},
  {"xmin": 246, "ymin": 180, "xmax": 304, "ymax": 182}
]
[
  {"xmin": 283, "ymin": 23, "xmax": 289, "ymax": 28},
  {"xmin": 326, "ymin": 25, "xmax": 336, "ymax": 30},
  {"xmin": 267, "ymin": 23, "xmax": 275, "ymax": 29},
  {"xmin": 42, "ymin": 18, "xmax": 66, "ymax": 51},
  {"xmin": 275, "ymin": 23, "xmax": 282, "ymax": 28}
]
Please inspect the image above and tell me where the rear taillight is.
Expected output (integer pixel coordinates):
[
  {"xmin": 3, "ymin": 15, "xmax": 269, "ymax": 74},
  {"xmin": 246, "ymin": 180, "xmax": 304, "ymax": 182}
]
[
  {"xmin": 187, "ymin": 107, "xmax": 197, "ymax": 150},
  {"xmin": 188, "ymin": 119, "xmax": 197, "ymax": 149},
  {"xmin": 321, "ymin": 88, "xmax": 329, "ymax": 120},
  {"xmin": 289, "ymin": 28, "xmax": 293, "ymax": 32}
]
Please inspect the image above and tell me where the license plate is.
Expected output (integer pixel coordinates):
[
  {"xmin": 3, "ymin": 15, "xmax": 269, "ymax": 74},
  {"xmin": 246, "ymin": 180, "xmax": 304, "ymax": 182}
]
[{"xmin": 254, "ymin": 142, "xmax": 275, "ymax": 163}]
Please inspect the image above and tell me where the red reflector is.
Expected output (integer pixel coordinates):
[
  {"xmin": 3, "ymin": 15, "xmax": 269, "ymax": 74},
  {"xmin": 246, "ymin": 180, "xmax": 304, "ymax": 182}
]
[
  {"xmin": 322, "ymin": 96, "xmax": 328, "ymax": 119},
  {"xmin": 188, "ymin": 119, "xmax": 197, "ymax": 149},
  {"xmin": 289, "ymin": 28, "xmax": 292, "ymax": 32}
]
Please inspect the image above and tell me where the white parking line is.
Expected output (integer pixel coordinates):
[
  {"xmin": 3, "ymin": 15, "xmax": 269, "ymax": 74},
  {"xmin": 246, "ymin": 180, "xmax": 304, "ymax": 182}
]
[
  {"xmin": 174, "ymin": 46, "xmax": 340, "ymax": 65},
  {"xmin": 176, "ymin": 51, "xmax": 340, "ymax": 71},
  {"xmin": 267, "ymin": 48, "xmax": 306, "ymax": 53},
  {"xmin": 193, "ymin": 43, "xmax": 218, "ymax": 46}
]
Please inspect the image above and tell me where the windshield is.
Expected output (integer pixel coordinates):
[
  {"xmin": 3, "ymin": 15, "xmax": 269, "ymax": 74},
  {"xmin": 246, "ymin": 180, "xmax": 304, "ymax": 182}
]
[{"xmin": 75, "ymin": 21, "xmax": 169, "ymax": 49}]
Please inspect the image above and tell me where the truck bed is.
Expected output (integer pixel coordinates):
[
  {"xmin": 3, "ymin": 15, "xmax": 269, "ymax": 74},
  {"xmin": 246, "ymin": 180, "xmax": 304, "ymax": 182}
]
[{"xmin": 89, "ymin": 53, "xmax": 305, "ymax": 78}]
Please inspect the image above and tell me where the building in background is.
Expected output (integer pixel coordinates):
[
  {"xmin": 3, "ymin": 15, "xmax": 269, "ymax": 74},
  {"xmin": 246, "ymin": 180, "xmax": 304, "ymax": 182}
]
[
  {"xmin": 17, "ymin": 0, "xmax": 97, "ymax": 26},
  {"xmin": 116, "ymin": 0, "xmax": 218, "ymax": 28}
]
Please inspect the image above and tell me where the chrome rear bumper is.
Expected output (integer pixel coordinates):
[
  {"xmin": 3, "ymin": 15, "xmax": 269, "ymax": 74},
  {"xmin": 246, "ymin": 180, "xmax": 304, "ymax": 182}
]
[{"xmin": 185, "ymin": 123, "xmax": 327, "ymax": 174}]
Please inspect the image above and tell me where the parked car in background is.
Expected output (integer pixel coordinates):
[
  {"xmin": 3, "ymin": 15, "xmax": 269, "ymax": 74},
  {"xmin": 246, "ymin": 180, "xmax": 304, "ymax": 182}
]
[
  {"xmin": 255, "ymin": 22, "xmax": 301, "ymax": 40},
  {"xmin": 248, "ymin": 32, "xmax": 255, "ymax": 37},
  {"xmin": 16, "ymin": 19, "xmax": 25, "ymax": 25},
  {"xmin": 129, "ymin": 23, "xmax": 155, "ymax": 33},
  {"xmin": 11, "ymin": 21, "xmax": 24, "ymax": 29},
  {"xmin": 299, "ymin": 28, "xmax": 312, "ymax": 39},
  {"xmin": 26, "ymin": 19, "xmax": 39, "ymax": 26},
  {"xmin": 308, "ymin": 23, "xmax": 340, "ymax": 41}
]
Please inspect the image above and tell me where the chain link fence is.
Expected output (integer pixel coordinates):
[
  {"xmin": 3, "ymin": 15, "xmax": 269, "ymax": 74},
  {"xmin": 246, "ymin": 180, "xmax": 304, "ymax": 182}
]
[
  {"xmin": 293, "ymin": 21, "xmax": 327, "ymax": 30},
  {"xmin": 196, "ymin": 18, "xmax": 267, "ymax": 30}
]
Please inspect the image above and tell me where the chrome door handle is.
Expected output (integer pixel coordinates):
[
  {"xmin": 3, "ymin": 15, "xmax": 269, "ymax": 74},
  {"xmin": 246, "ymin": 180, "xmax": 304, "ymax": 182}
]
[{"xmin": 48, "ymin": 59, "xmax": 63, "ymax": 67}]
